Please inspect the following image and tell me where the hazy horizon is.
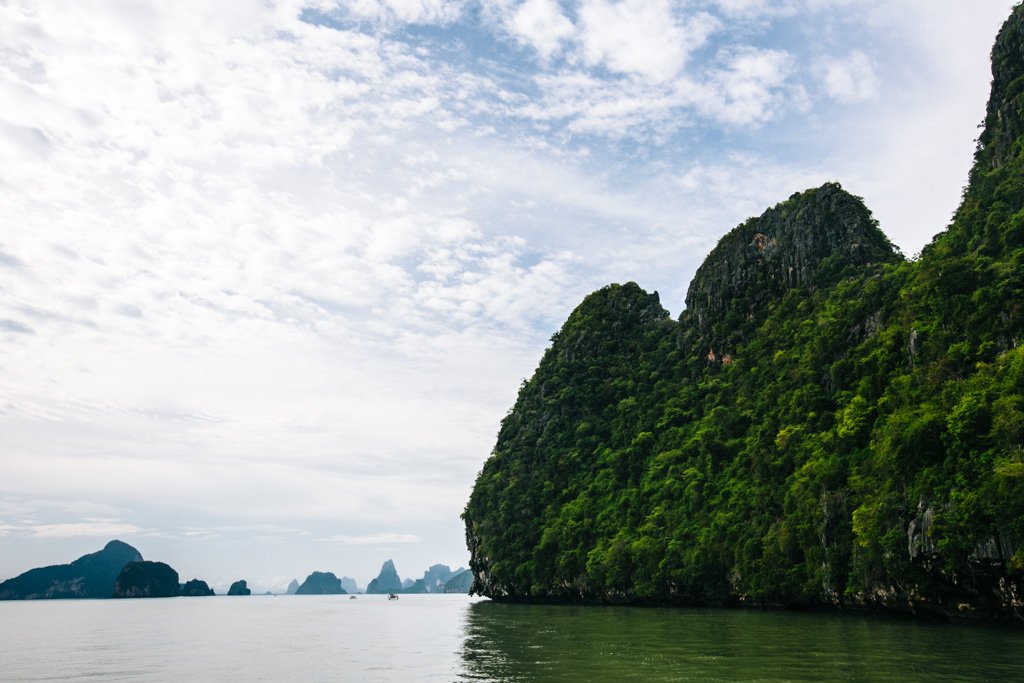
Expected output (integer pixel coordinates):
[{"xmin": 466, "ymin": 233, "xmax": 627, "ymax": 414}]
[{"xmin": 1, "ymin": 0, "xmax": 1015, "ymax": 592}]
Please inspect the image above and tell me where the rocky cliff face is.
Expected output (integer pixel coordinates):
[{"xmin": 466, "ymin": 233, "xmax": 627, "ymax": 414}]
[
  {"xmin": 0, "ymin": 540, "xmax": 143, "ymax": 600},
  {"xmin": 979, "ymin": 8, "xmax": 1024, "ymax": 170},
  {"xmin": 228, "ymin": 580, "xmax": 251, "ymax": 596},
  {"xmin": 112, "ymin": 561, "xmax": 179, "ymax": 598}
]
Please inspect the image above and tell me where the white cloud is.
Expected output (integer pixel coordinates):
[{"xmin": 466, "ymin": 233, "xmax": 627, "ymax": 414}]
[
  {"xmin": 324, "ymin": 533, "xmax": 420, "ymax": 544},
  {"xmin": 695, "ymin": 47, "xmax": 794, "ymax": 125},
  {"xmin": 578, "ymin": 0, "xmax": 719, "ymax": 83},
  {"xmin": 509, "ymin": 0, "xmax": 576, "ymax": 58},
  {"xmin": 710, "ymin": 0, "xmax": 779, "ymax": 19},
  {"xmin": 29, "ymin": 522, "xmax": 147, "ymax": 539},
  {"xmin": 340, "ymin": 0, "xmax": 468, "ymax": 24},
  {"xmin": 820, "ymin": 50, "xmax": 879, "ymax": 103}
]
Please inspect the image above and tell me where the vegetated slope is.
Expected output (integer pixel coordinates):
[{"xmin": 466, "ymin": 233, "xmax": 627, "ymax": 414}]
[{"xmin": 463, "ymin": 5, "xmax": 1024, "ymax": 620}]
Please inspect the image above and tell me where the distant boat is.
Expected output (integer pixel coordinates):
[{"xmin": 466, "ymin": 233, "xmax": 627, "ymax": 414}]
[
  {"xmin": 349, "ymin": 595, "xmax": 357, "ymax": 599},
  {"xmin": 387, "ymin": 593, "xmax": 399, "ymax": 600}
]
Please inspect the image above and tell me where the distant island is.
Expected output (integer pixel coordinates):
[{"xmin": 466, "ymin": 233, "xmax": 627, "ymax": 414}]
[
  {"xmin": 463, "ymin": 4, "xmax": 1024, "ymax": 622},
  {"xmin": 0, "ymin": 539, "xmax": 471, "ymax": 599},
  {"xmin": 366, "ymin": 560, "xmax": 402, "ymax": 594},
  {"xmin": 0, "ymin": 540, "xmax": 219, "ymax": 600},
  {"xmin": 295, "ymin": 571, "xmax": 346, "ymax": 595},
  {"xmin": 0, "ymin": 540, "xmax": 142, "ymax": 599},
  {"xmin": 443, "ymin": 570, "xmax": 472, "ymax": 594},
  {"xmin": 364, "ymin": 560, "xmax": 469, "ymax": 594}
]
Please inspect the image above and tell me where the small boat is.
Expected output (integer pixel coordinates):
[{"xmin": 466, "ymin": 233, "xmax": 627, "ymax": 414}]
[
  {"xmin": 387, "ymin": 593, "xmax": 399, "ymax": 600},
  {"xmin": 349, "ymin": 595, "xmax": 357, "ymax": 599}
]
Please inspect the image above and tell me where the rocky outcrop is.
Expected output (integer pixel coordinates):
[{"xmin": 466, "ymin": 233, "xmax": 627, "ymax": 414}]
[
  {"xmin": 286, "ymin": 579, "xmax": 300, "ymax": 595},
  {"xmin": 979, "ymin": 7, "xmax": 1024, "ymax": 170},
  {"xmin": 181, "ymin": 579, "xmax": 215, "ymax": 596},
  {"xmin": 340, "ymin": 577, "xmax": 359, "ymax": 594},
  {"xmin": 295, "ymin": 571, "xmax": 346, "ymax": 595},
  {"xmin": 0, "ymin": 540, "xmax": 143, "ymax": 600},
  {"xmin": 228, "ymin": 580, "xmax": 251, "ymax": 596},
  {"xmin": 463, "ymin": 4, "xmax": 1024, "ymax": 623},
  {"xmin": 112, "ymin": 561, "xmax": 179, "ymax": 598},
  {"xmin": 683, "ymin": 183, "xmax": 899, "ymax": 350},
  {"xmin": 366, "ymin": 560, "xmax": 402, "ymax": 594}
]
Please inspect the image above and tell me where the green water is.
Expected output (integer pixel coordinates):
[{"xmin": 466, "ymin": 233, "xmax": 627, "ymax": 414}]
[
  {"xmin": 460, "ymin": 602, "xmax": 1023, "ymax": 682},
  {"xmin": 0, "ymin": 596, "xmax": 1020, "ymax": 681}
]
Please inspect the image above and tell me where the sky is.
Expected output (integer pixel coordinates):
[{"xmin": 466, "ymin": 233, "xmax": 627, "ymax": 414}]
[{"xmin": 0, "ymin": 0, "xmax": 1016, "ymax": 593}]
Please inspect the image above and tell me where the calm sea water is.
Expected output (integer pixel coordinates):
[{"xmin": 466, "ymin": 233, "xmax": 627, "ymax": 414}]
[{"xmin": 0, "ymin": 595, "xmax": 1021, "ymax": 682}]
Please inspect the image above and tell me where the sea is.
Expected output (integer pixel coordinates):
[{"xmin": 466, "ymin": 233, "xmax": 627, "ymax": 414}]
[{"xmin": 1, "ymin": 594, "xmax": 1022, "ymax": 681}]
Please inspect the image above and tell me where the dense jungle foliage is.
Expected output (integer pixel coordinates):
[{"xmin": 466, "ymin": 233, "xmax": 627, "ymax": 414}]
[{"xmin": 463, "ymin": 6, "xmax": 1024, "ymax": 617}]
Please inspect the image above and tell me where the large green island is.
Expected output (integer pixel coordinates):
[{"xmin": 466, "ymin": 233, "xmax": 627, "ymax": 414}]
[{"xmin": 463, "ymin": 5, "xmax": 1024, "ymax": 622}]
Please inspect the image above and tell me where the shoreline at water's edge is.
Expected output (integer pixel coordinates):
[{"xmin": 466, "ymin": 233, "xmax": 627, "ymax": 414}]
[{"xmin": 476, "ymin": 592, "xmax": 1024, "ymax": 626}]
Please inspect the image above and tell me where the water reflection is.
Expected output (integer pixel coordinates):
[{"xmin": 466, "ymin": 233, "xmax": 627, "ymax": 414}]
[{"xmin": 458, "ymin": 601, "xmax": 1024, "ymax": 682}]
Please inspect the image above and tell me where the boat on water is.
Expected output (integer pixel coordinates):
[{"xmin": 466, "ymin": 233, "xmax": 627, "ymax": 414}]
[{"xmin": 387, "ymin": 593, "xmax": 399, "ymax": 600}]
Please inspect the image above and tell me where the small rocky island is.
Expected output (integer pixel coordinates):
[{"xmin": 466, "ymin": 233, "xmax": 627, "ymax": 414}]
[
  {"xmin": 181, "ymin": 579, "xmax": 215, "ymax": 596},
  {"xmin": 112, "ymin": 561, "xmax": 180, "ymax": 598},
  {"xmin": 228, "ymin": 580, "xmax": 251, "ymax": 596}
]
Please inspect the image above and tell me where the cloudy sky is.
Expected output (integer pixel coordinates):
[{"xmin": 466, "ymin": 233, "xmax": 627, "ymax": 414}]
[{"xmin": 0, "ymin": 0, "xmax": 1015, "ymax": 592}]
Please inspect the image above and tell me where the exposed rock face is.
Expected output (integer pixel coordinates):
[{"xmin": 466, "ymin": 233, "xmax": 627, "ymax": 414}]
[
  {"xmin": 181, "ymin": 579, "xmax": 215, "ymax": 596},
  {"xmin": 980, "ymin": 7, "xmax": 1024, "ymax": 170},
  {"xmin": 404, "ymin": 579, "xmax": 427, "ymax": 594},
  {"xmin": 0, "ymin": 540, "xmax": 143, "ymax": 600},
  {"xmin": 401, "ymin": 578, "xmax": 414, "ymax": 590},
  {"xmin": 366, "ymin": 560, "xmax": 402, "ymax": 594},
  {"xmin": 112, "ymin": 561, "xmax": 179, "ymax": 598},
  {"xmin": 286, "ymin": 579, "xmax": 300, "ymax": 595},
  {"xmin": 684, "ymin": 183, "xmax": 898, "ymax": 350},
  {"xmin": 340, "ymin": 577, "xmax": 359, "ymax": 594},
  {"xmin": 295, "ymin": 571, "xmax": 346, "ymax": 595},
  {"xmin": 228, "ymin": 580, "xmax": 251, "ymax": 596},
  {"xmin": 443, "ymin": 570, "xmax": 473, "ymax": 594}
]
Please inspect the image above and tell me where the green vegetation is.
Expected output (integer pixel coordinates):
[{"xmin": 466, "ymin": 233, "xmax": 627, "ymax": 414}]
[{"xmin": 463, "ymin": 6, "xmax": 1024, "ymax": 618}]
